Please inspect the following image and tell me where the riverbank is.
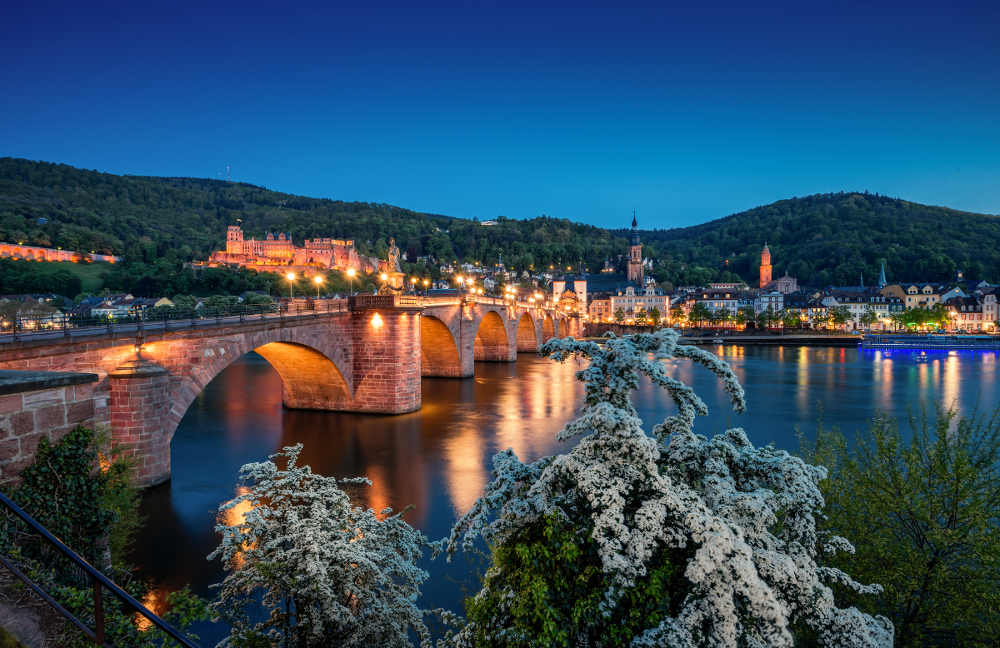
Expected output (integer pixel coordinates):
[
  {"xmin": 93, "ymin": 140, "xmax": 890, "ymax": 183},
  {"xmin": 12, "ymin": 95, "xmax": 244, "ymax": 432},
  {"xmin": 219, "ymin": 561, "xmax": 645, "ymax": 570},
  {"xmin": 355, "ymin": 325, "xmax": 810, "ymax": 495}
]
[
  {"xmin": 582, "ymin": 323, "xmax": 860, "ymax": 346},
  {"xmin": 681, "ymin": 334, "xmax": 861, "ymax": 347}
]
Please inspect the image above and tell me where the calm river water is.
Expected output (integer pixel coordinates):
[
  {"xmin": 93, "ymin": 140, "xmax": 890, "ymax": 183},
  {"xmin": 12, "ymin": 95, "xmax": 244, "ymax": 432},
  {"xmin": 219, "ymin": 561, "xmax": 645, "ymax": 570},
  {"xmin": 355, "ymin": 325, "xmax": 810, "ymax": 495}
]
[{"xmin": 130, "ymin": 345, "xmax": 1000, "ymax": 644}]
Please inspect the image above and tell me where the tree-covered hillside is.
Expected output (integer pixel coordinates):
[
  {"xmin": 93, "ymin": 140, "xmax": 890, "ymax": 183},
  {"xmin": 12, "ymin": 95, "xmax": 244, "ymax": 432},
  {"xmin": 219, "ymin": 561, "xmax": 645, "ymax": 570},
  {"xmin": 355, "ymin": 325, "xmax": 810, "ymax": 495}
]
[
  {"xmin": 647, "ymin": 192, "xmax": 1000, "ymax": 287},
  {"xmin": 0, "ymin": 157, "xmax": 624, "ymax": 272},
  {"xmin": 1, "ymin": 158, "xmax": 998, "ymax": 292}
]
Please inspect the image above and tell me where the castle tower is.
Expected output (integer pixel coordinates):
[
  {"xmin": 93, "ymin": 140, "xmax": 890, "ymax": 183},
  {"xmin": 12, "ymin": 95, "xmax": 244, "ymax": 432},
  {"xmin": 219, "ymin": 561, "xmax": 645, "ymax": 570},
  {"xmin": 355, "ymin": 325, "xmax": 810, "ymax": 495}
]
[
  {"xmin": 759, "ymin": 243, "xmax": 772, "ymax": 289},
  {"xmin": 878, "ymin": 262, "xmax": 887, "ymax": 289},
  {"xmin": 226, "ymin": 225, "xmax": 244, "ymax": 255},
  {"xmin": 627, "ymin": 211, "xmax": 644, "ymax": 284}
]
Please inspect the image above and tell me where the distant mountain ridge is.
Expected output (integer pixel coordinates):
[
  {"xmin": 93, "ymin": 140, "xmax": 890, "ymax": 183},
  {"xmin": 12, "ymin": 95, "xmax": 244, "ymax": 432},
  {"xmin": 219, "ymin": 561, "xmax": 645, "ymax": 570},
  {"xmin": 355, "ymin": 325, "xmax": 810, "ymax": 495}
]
[{"xmin": 1, "ymin": 157, "xmax": 998, "ymax": 287}]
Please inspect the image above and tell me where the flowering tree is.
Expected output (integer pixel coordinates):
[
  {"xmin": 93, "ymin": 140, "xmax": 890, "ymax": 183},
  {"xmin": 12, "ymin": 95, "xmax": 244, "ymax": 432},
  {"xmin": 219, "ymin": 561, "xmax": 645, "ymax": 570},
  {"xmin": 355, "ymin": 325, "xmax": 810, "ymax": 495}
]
[
  {"xmin": 442, "ymin": 329, "xmax": 892, "ymax": 647},
  {"xmin": 209, "ymin": 444, "xmax": 430, "ymax": 648}
]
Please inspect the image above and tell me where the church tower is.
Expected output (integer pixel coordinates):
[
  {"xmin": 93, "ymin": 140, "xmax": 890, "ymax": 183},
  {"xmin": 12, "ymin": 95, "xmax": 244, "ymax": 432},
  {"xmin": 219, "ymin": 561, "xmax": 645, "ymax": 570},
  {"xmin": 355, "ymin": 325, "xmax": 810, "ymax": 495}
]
[
  {"xmin": 627, "ymin": 211, "xmax": 643, "ymax": 284},
  {"xmin": 759, "ymin": 243, "xmax": 772, "ymax": 289}
]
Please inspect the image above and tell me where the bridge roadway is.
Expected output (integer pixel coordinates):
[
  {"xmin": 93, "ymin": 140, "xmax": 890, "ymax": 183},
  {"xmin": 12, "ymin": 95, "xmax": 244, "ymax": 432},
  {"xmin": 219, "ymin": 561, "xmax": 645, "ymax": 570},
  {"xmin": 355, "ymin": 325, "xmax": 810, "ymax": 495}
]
[{"xmin": 0, "ymin": 295, "xmax": 579, "ymax": 486}]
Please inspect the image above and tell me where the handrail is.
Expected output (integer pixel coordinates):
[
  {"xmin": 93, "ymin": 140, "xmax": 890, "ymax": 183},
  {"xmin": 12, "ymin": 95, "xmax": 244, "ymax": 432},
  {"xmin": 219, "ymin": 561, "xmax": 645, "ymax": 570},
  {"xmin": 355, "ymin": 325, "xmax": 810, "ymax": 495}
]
[
  {"xmin": 0, "ymin": 299, "xmax": 350, "ymax": 345},
  {"xmin": 0, "ymin": 491, "xmax": 199, "ymax": 647},
  {"xmin": 0, "ymin": 295, "xmax": 578, "ymax": 345}
]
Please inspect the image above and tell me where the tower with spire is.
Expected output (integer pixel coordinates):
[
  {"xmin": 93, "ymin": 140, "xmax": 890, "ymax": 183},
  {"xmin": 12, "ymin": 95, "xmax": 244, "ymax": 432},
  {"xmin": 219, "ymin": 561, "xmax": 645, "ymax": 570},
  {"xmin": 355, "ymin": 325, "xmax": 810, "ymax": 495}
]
[
  {"xmin": 878, "ymin": 262, "xmax": 887, "ymax": 289},
  {"xmin": 627, "ymin": 209, "xmax": 644, "ymax": 284},
  {"xmin": 759, "ymin": 243, "xmax": 772, "ymax": 289}
]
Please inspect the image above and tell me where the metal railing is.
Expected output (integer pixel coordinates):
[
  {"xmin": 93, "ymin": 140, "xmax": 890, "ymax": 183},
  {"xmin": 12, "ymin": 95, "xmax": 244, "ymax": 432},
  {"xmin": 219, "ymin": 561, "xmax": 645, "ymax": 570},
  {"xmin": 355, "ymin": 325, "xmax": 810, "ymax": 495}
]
[
  {"xmin": 0, "ymin": 491, "xmax": 199, "ymax": 647},
  {"xmin": 0, "ymin": 299, "xmax": 350, "ymax": 345},
  {"xmin": 0, "ymin": 294, "xmax": 574, "ymax": 345}
]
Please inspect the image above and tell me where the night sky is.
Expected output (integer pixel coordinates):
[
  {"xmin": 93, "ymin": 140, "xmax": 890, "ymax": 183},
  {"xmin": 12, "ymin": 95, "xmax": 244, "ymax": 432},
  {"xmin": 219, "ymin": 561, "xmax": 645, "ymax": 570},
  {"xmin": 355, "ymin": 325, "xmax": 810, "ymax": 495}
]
[{"xmin": 2, "ymin": 1, "xmax": 998, "ymax": 228}]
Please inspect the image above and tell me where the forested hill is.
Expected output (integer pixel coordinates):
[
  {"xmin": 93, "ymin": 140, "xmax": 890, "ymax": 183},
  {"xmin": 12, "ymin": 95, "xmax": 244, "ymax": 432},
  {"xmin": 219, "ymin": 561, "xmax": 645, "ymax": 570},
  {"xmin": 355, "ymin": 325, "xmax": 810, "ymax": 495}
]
[
  {"xmin": 0, "ymin": 157, "xmax": 623, "ymax": 272},
  {"xmin": 647, "ymin": 192, "xmax": 1000, "ymax": 286},
  {"xmin": 1, "ymin": 157, "xmax": 998, "ymax": 288}
]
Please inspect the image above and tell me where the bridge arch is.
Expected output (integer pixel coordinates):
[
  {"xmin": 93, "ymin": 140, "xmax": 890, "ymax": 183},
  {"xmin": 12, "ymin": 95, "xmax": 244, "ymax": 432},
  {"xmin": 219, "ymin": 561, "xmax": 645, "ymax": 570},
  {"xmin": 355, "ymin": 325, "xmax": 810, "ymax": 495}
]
[
  {"xmin": 474, "ymin": 310, "xmax": 511, "ymax": 361},
  {"xmin": 542, "ymin": 315, "xmax": 555, "ymax": 342},
  {"xmin": 558, "ymin": 318, "xmax": 570, "ymax": 338},
  {"xmin": 162, "ymin": 335, "xmax": 354, "ymax": 441},
  {"xmin": 420, "ymin": 314, "xmax": 462, "ymax": 377},
  {"xmin": 515, "ymin": 313, "xmax": 538, "ymax": 352}
]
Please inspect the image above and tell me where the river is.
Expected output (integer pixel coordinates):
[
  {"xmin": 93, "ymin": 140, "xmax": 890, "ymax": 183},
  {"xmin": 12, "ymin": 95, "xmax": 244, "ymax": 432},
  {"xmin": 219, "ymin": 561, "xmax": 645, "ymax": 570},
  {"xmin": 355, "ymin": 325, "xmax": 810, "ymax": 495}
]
[{"xmin": 129, "ymin": 344, "xmax": 1000, "ymax": 644}]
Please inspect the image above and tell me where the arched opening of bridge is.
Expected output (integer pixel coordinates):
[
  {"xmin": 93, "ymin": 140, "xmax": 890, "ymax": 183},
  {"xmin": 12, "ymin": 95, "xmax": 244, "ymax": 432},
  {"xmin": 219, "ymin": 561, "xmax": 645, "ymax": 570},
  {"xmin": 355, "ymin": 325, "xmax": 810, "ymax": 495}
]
[
  {"xmin": 558, "ymin": 319, "xmax": 570, "ymax": 338},
  {"xmin": 474, "ymin": 311, "xmax": 511, "ymax": 361},
  {"xmin": 252, "ymin": 342, "xmax": 352, "ymax": 411},
  {"xmin": 123, "ymin": 339, "xmax": 354, "ymax": 487},
  {"xmin": 420, "ymin": 315, "xmax": 462, "ymax": 377},
  {"xmin": 515, "ymin": 313, "xmax": 537, "ymax": 352},
  {"xmin": 542, "ymin": 316, "xmax": 555, "ymax": 342}
]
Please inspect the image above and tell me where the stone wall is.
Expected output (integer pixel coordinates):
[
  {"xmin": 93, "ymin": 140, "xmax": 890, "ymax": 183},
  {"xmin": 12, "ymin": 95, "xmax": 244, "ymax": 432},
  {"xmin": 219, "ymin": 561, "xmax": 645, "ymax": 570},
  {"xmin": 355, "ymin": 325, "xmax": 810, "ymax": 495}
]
[{"xmin": 0, "ymin": 371, "xmax": 102, "ymax": 485}]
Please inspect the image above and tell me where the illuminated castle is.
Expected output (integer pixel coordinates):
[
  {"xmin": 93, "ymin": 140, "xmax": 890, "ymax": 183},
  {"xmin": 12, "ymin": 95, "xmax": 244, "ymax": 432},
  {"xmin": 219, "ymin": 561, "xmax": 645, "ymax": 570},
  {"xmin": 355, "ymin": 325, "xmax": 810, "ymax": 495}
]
[{"xmin": 207, "ymin": 225, "xmax": 379, "ymax": 273}]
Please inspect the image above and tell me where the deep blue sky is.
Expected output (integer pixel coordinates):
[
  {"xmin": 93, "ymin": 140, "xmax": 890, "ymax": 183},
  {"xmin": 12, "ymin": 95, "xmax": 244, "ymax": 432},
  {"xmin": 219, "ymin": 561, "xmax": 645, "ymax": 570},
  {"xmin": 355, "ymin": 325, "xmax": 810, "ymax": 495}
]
[{"xmin": 2, "ymin": 1, "xmax": 998, "ymax": 228}]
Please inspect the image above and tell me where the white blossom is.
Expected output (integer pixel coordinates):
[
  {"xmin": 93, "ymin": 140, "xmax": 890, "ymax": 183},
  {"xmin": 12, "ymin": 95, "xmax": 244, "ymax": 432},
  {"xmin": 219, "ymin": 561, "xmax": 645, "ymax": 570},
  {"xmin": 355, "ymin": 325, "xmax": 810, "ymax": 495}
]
[
  {"xmin": 209, "ymin": 444, "xmax": 431, "ymax": 648},
  {"xmin": 442, "ymin": 330, "xmax": 893, "ymax": 647}
]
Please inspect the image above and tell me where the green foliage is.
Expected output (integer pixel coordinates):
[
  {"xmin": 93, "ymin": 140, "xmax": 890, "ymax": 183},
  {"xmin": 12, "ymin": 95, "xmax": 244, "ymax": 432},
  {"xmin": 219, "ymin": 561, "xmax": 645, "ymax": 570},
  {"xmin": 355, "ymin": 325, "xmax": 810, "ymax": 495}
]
[
  {"xmin": 801, "ymin": 410, "xmax": 1000, "ymax": 647},
  {"xmin": 0, "ymin": 426, "xmax": 208, "ymax": 646},
  {"xmin": 688, "ymin": 302, "xmax": 712, "ymax": 325},
  {"xmin": 0, "ymin": 626, "xmax": 26, "ymax": 648},
  {"xmin": 7, "ymin": 426, "xmax": 118, "ymax": 566},
  {"xmin": 893, "ymin": 305, "xmax": 950, "ymax": 329},
  {"xmin": 6, "ymin": 160, "xmax": 996, "ymax": 291},
  {"xmin": 0, "ymin": 258, "xmax": 84, "ymax": 296},
  {"xmin": 651, "ymin": 191, "xmax": 1000, "ymax": 285},
  {"xmin": 464, "ymin": 513, "xmax": 692, "ymax": 647}
]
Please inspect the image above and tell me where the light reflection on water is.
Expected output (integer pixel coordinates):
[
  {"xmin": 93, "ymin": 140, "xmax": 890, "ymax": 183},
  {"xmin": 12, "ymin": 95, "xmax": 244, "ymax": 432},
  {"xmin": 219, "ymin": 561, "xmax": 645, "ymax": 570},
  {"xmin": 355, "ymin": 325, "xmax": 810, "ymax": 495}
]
[{"xmin": 131, "ymin": 346, "xmax": 998, "ymax": 644}]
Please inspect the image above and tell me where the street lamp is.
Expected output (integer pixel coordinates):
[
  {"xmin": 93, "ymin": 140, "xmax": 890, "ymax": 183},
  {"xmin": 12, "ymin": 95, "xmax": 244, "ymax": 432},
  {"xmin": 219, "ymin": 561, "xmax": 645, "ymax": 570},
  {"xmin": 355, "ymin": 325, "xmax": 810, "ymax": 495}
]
[
  {"xmin": 410, "ymin": 276, "xmax": 418, "ymax": 293},
  {"xmin": 313, "ymin": 275, "xmax": 324, "ymax": 298},
  {"xmin": 285, "ymin": 272, "xmax": 296, "ymax": 299},
  {"xmin": 345, "ymin": 267, "xmax": 356, "ymax": 296},
  {"xmin": 379, "ymin": 272, "xmax": 388, "ymax": 293}
]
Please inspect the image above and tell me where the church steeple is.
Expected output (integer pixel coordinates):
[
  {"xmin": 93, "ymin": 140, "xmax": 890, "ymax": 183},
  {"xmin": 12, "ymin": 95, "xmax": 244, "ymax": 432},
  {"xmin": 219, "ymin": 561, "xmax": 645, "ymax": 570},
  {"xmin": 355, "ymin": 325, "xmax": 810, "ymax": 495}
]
[
  {"xmin": 627, "ymin": 210, "xmax": 643, "ymax": 283},
  {"xmin": 878, "ymin": 262, "xmax": 887, "ymax": 289},
  {"xmin": 759, "ymin": 243, "xmax": 772, "ymax": 289}
]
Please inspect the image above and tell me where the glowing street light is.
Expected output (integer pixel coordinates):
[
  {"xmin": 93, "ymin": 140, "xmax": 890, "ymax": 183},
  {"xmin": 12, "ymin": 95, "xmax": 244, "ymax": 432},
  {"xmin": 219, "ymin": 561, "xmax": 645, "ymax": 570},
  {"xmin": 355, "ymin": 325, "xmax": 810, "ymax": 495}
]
[
  {"xmin": 345, "ymin": 267, "xmax": 357, "ymax": 295},
  {"xmin": 313, "ymin": 274, "xmax": 324, "ymax": 298},
  {"xmin": 422, "ymin": 278, "xmax": 430, "ymax": 288},
  {"xmin": 285, "ymin": 272, "xmax": 296, "ymax": 299}
]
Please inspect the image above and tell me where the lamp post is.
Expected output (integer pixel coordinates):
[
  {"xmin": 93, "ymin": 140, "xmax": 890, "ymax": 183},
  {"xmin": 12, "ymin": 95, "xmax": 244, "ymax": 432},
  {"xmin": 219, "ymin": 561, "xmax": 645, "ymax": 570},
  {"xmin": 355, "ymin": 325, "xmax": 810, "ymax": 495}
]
[
  {"xmin": 379, "ymin": 272, "xmax": 388, "ymax": 293},
  {"xmin": 422, "ymin": 278, "xmax": 430, "ymax": 295},
  {"xmin": 346, "ymin": 267, "xmax": 356, "ymax": 296},
  {"xmin": 313, "ymin": 275, "xmax": 324, "ymax": 298},
  {"xmin": 285, "ymin": 272, "xmax": 296, "ymax": 299},
  {"xmin": 410, "ymin": 276, "xmax": 418, "ymax": 294}
]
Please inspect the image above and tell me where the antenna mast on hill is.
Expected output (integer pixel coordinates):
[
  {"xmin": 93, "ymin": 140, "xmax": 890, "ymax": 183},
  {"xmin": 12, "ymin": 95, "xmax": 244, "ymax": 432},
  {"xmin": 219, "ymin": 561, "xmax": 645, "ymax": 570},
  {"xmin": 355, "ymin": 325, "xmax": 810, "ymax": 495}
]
[{"xmin": 226, "ymin": 165, "xmax": 231, "ymax": 182}]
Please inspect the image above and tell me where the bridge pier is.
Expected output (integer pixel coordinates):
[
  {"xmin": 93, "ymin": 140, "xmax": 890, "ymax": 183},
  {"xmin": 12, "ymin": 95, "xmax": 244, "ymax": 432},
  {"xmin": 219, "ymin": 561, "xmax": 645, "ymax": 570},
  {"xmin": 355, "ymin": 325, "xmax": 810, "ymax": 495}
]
[
  {"xmin": 109, "ymin": 358, "xmax": 172, "ymax": 487},
  {"xmin": 348, "ymin": 297, "xmax": 422, "ymax": 413}
]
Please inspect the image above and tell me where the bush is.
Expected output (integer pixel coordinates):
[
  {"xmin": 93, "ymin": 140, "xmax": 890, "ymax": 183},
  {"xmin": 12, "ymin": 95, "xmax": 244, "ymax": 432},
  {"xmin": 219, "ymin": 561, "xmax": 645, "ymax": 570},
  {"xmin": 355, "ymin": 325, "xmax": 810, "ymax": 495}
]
[
  {"xmin": 442, "ymin": 330, "xmax": 892, "ymax": 647},
  {"xmin": 0, "ymin": 426, "xmax": 208, "ymax": 647},
  {"xmin": 803, "ymin": 410, "xmax": 1000, "ymax": 647}
]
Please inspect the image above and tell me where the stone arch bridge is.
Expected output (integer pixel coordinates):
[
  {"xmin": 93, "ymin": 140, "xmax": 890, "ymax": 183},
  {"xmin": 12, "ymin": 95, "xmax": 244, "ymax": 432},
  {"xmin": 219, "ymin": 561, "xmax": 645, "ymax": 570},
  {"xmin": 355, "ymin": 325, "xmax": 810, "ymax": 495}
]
[{"xmin": 0, "ymin": 295, "xmax": 579, "ymax": 486}]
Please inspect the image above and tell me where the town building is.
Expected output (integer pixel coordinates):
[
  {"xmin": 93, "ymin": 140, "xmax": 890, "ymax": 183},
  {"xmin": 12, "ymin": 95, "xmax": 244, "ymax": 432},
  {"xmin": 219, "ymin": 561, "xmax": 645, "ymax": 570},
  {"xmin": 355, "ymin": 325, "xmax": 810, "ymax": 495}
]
[
  {"xmin": 754, "ymin": 291, "xmax": 784, "ymax": 314},
  {"xmin": 609, "ymin": 285, "xmax": 669, "ymax": 321},
  {"xmin": 821, "ymin": 290, "xmax": 904, "ymax": 329},
  {"xmin": 882, "ymin": 283, "xmax": 944, "ymax": 309}
]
